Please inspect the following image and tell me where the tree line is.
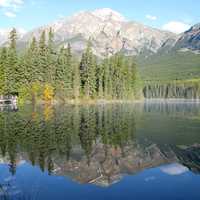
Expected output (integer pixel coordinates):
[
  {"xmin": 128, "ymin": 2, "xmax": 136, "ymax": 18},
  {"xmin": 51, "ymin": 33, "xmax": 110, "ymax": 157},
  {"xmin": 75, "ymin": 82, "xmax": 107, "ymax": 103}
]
[
  {"xmin": 0, "ymin": 28, "xmax": 142, "ymax": 103},
  {"xmin": 143, "ymin": 79, "xmax": 200, "ymax": 99}
]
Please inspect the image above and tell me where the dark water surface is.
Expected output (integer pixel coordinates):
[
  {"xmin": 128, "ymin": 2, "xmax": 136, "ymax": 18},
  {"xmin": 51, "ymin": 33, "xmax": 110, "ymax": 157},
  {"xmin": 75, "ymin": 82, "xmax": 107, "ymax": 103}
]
[{"xmin": 0, "ymin": 100, "xmax": 200, "ymax": 200}]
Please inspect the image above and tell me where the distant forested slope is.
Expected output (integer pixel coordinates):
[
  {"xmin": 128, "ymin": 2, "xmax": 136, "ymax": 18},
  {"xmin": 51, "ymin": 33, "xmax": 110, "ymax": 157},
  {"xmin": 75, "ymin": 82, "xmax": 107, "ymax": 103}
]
[{"xmin": 137, "ymin": 51, "xmax": 200, "ymax": 81}]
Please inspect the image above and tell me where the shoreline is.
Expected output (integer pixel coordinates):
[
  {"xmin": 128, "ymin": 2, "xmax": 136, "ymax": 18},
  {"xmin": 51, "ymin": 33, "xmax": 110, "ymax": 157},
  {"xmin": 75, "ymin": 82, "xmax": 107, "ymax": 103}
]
[
  {"xmin": 27, "ymin": 98, "xmax": 145, "ymax": 106},
  {"xmin": 16, "ymin": 98, "xmax": 200, "ymax": 106}
]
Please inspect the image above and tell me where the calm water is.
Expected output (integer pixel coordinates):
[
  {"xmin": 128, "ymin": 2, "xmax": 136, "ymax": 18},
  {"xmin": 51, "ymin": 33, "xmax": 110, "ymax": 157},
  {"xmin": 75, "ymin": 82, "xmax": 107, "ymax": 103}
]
[{"xmin": 0, "ymin": 100, "xmax": 200, "ymax": 200}]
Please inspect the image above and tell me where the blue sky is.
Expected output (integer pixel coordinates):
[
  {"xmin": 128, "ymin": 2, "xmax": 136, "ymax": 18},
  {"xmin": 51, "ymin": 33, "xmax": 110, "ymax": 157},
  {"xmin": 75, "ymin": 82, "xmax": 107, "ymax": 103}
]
[{"xmin": 0, "ymin": 0, "xmax": 200, "ymax": 33}]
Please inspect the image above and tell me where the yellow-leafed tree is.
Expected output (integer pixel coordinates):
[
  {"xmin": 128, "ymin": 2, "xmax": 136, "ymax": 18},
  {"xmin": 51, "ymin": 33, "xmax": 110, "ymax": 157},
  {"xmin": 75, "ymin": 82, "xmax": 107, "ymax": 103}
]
[{"xmin": 43, "ymin": 84, "xmax": 54, "ymax": 102}]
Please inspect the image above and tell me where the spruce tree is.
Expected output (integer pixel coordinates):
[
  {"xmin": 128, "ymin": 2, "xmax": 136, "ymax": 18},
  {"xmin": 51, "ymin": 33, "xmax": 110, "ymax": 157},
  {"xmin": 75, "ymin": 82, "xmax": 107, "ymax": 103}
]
[
  {"xmin": 0, "ymin": 48, "xmax": 7, "ymax": 95},
  {"xmin": 25, "ymin": 37, "xmax": 39, "ymax": 83},
  {"xmin": 130, "ymin": 58, "xmax": 141, "ymax": 98},
  {"xmin": 6, "ymin": 28, "xmax": 19, "ymax": 94},
  {"xmin": 46, "ymin": 28, "xmax": 56, "ymax": 85},
  {"xmin": 0, "ymin": 29, "xmax": 141, "ymax": 102},
  {"xmin": 80, "ymin": 41, "xmax": 97, "ymax": 98},
  {"xmin": 65, "ymin": 43, "xmax": 73, "ymax": 98},
  {"xmin": 102, "ymin": 57, "xmax": 112, "ymax": 99},
  {"xmin": 72, "ymin": 60, "xmax": 80, "ymax": 100},
  {"xmin": 114, "ymin": 53, "xmax": 124, "ymax": 99},
  {"xmin": 23, "ymin": 37, "xmax": 40, "ymax": 102},
  {"xmin": 96, "ymin": 62, "xmax": 104, "ymax": 98},
  {"xmin": 38, "ymin": 30, "xmax": 47, "ymax": 82},
  {"xmin": 55, "ymin": 44, "xmax": 73, "ymax": 100}
]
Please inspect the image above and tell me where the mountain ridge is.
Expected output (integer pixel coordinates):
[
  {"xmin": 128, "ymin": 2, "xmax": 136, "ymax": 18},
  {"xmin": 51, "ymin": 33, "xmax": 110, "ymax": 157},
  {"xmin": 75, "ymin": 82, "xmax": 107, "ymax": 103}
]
[
  {"xmin": 0, "ymin": 8, "xmax": 199, "ymax": 59},
  {"xmin": 0, "ymin": 8, "xmax": 178, "ymax": 57}
]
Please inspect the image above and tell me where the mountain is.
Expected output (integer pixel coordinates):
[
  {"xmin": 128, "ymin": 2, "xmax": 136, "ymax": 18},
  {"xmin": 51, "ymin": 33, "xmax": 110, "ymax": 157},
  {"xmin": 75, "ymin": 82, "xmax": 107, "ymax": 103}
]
[
  {"xmin": 174, "ymin": 23, "xmax": 200, "ymax": 52},
  {"xmin": 137, "ymin": 50, "xmax": 200, "ymax": 81},
  {"xmin": 16, "ymin": 8, "xmax": 177, "ymax": 57},
  {"xmin": 0, "ymin": 8, "xmax": 199, "ymax": 82},
  {"xmin": 137, "ymin": 23, "xmax": 200, "ymax": 81},
  {"xmin": 1, "ymin": 9, "xmax": 200, "ymax": 58},
  {"xmin": 0, "ymin": 29, "xmax": 9, "ymax": 46},
  {"xmin": 1, "ymin": 140, "xmax": 200, "ymax": 187},
  {"xmin": 53, "ymin": 143, "xmax": 200, "ymax": 186}
]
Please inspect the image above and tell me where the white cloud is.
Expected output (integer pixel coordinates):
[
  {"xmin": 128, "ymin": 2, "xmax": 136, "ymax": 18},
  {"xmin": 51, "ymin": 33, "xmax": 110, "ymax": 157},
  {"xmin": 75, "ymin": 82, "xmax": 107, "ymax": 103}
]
[
  {"xmin": 144, "ymin": 176, "xmax": 156, "ymax": 182},
  {"xmin": 0, "ymin": 0, "xmax": 24, "ymax": 7},
  {"xmin": 0, "ymin": 0, "xmax": 24, "ymax": 18},
  {"xmin": 162, "ymin": 21, "xmax": 190, "ymax": 34},
  {"xmin": 18, "ymin": 160, "xmax": 26, "ymax": 165},
  {"xmin": 17, "ymin": 27, "xmax": 26, "ymax": 34},
  {"xmin": 0, "ymin": 0, "xmax": 9, "ymax": 7},
  {"xmin": 146, "ymin": 14, "xmax": 157, "ymax": 21},
  {"xmin": 13, "ymin": 0, "xmax": 23, "ymax": 5},
  {"xmin": 160, "ymin": 163, "xmax": 189, "ymax": 175},
  {"xmin": 4, "ymin": 11, "xmax": 16, "ymax": 17}
]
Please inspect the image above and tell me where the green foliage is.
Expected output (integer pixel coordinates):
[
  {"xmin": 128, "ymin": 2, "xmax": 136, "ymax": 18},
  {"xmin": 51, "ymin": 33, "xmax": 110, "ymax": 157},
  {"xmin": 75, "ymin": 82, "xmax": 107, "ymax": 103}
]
[
  {"xmin": 137, "ymin": 51, "xmax": 200, "ymax": 81},
  {"xmin": 137, "ymin": 49, "xmax": 200, "ymax": 99},
  {"xmin": 144, "ymin": 79, "xmax": 200, "ymax": 99},
  {"xmin": 0, "ymin": 47, "xmax": 7, "ymax": 94},
  {"xmin": 102, "ymin": 53, "xmax": 142, "ymax": 100},
  {"xmin": 72, "ymin": 59, "xmax": 80, "ymax": 99},
  {"xmin": 23, "ymin": 37, "xmax": 39, "ymax": 84},
  {"xmin": 55, "ymin": 44, "xmax": 73, "ymax": 100},
  {"xmin": 38, "ymin": 30, "xmax": 48, "ymax": 82},
  {"xmin": 80, "ymin": 41, "xmax": 97, "ymax": 98},
  {"xmin": 46, "ymin": 28, "xmax": 56, "ymax": 85},
  {"xmin": 0, "ymin": 28, "xmax": 142, "ymax": 102}
]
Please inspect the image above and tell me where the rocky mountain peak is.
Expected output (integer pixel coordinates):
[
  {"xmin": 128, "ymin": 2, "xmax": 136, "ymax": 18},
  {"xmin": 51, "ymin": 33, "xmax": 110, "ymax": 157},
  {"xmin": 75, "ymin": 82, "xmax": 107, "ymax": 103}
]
[
  {"xmin": 36, "ymin": 9, "xmax": 176, "ymax": 57},
  {"xmin": 0, "ymin": 8, "xmax": 186, "ymax": 57},
  {"xmin": 91, "ymin": 8, "xmax": 126, "ymax": 22},
  {"xmin": 174, "ymin": 23, "xmax": 200, "ymax": 52},
  {"xmin": 184, "ymin": 23, "xmax": 200, "ymax": 34},
  {"xmin": 190, "ymin": 23, "xmax": 200, "ymax": 31}
]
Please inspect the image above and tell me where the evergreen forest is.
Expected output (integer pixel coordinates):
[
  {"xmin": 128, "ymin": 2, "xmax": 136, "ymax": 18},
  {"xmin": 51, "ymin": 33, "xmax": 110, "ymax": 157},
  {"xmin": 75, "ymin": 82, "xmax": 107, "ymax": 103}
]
[{"xmin": 0, "ymin": 28, "xmax": 142, "ymax": 103}]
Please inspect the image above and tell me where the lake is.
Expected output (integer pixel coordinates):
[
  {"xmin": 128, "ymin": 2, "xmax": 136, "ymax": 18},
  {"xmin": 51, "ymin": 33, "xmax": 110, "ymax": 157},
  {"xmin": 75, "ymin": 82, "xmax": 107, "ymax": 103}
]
[{"xmin": 0, "ymin": 100, "xmax": 200, "ymax": 200}]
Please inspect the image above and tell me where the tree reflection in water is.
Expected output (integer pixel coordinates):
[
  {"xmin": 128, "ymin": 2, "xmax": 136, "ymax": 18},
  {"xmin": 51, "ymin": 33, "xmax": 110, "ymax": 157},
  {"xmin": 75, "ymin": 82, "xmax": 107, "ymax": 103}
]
[{"xmin": 0, "ymin": 102, "xmax": 200, "ymax": 187}]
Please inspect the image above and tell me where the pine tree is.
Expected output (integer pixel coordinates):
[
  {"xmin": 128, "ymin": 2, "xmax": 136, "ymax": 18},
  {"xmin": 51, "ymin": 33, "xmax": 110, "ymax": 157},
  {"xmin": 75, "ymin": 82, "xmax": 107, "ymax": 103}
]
[
  {"xmin": 123, "ymin": 58, "xmax": 133, "ymax": 99},
  {"xmin": 96, "ymin": 62, "xmax": 104, "ymax": 98},
  {"xmin": 6, "ymin": 28, "xmax": 20, "ymax": 94},
  {"xmin": 38, "ymin": 30, "xmax": 47, "ymax": 82},
  {"xmin": 46, "ymin": 28, "xmax": 56, "ymax": 85},
  {"xmin": 65, "ymin": 43, "xmax": 73, "ymax": 98},
  {"xmin": 129, "ymin": 58, "xmax": 141, "ymax": 99},
  {"xmin": 72, "ymin": 60, "xmax": 80, "ymax": 100},
  {"xmin": 25, "ymin": 37, "xmax": 39, "ymax": 84},
  {"xmin": 0, "ymin": 28, "xmax": 141, "ymax": 102},
  {"xmin": 102, "ymin": 57, "xmax": 112, "ymax": 99},
  {"xmin": 105, "ymin": 53, "xmax": 132, "ymax": 99},
  {"xmin": 0, "ymin": 47, "xmax": 7, "ymax": 95},
  {"xmin": 115, "ymin": 53, "xmax": 125, "ymax": 99},
  {"xmin": 21, "ymin": 37, "xmax": 40, "ymax": 102},
  {"xmin": 88, "ymin": 55, "xmax": 97, "ymax": 98},
  {"xmin": 9, "ymin": 28, "xmax": 17, "ymax": 50},
  {"xmin": 55, "ymin": 44, "xmax": 73, "ymax": 100},
  {"xmin": 80, "ymin": 41, "xmax": 97, "ymax": 98}
]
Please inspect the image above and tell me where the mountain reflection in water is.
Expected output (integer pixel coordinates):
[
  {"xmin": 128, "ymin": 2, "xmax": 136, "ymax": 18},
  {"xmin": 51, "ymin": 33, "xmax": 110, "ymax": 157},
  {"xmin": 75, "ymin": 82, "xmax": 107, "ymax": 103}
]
[{"xmin": 0, "ymin": 101, "xmax": 200, "ymax": 199}]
